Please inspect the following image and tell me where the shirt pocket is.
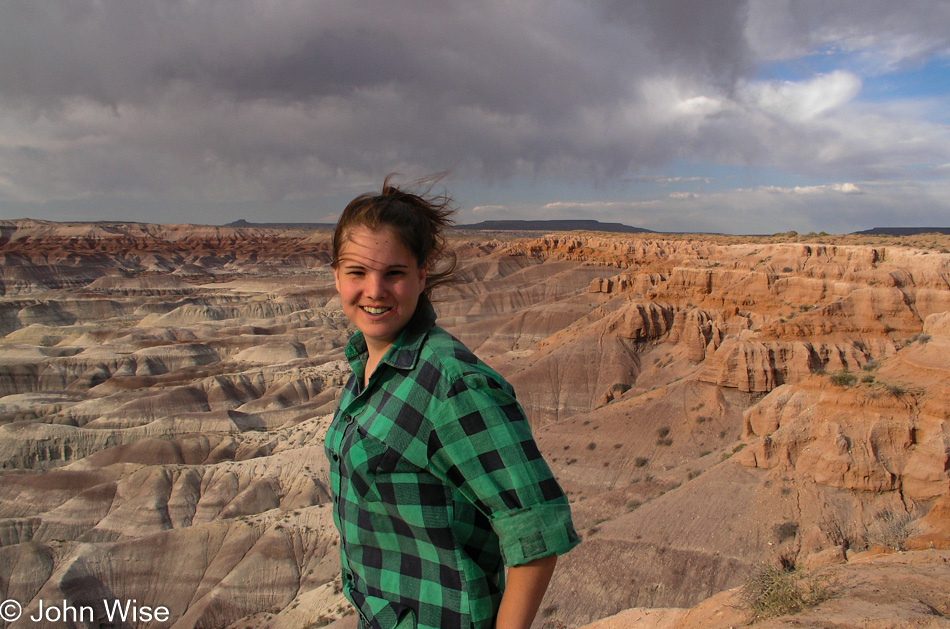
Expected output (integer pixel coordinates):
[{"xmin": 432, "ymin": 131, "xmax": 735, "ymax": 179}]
[
  {"xmin": 345, "ymin": 426, "xmax": 405, "ymax": 503},
  {"xmin": 348, "ymin": 427, "xmax": 451, "ymax": 528}
]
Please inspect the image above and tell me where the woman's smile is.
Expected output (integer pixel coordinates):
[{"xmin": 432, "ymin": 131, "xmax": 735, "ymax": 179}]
[{"xmin": 361, "ymin": 305, "xmax": 391, "ymax": 315}]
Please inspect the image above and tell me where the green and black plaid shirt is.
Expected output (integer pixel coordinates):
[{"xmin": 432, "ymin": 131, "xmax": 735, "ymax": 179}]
[{"xmin": 326, "ymin": 302, "xmax": 579, "ymax": 629}]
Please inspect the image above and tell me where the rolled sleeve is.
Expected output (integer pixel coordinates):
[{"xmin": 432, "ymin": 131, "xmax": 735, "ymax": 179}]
[
  {"xmin": 491, "ymin": 503, "xmax": 580, "ymax": 566},
  {"xmin": 429, "ymin": 372, "xmax": 579, "ymax": 565}
]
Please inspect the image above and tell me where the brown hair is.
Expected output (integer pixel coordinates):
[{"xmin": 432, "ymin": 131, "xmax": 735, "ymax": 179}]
[{"xmin": 332, "ymin": 174, "xmax": 458, "ymax": 299}]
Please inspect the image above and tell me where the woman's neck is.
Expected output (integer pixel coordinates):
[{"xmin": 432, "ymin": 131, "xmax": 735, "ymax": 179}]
[{"xmin": 363, "ymin": 341, "xmax": 391, "ymax": 388}]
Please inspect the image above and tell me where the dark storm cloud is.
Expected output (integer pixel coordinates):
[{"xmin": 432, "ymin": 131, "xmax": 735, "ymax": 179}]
[
  {"xmin": 0, "ymin": 0, "xmax": 948, "ymax": 228},
  {"xmin": 0, "ymin": 1, "xmax": 633, "ymax": 112},
  {"xmin": 596, "ymin": 0, "xmax": 754, "ymax": 85},
  {"xmin": 1, "ymin": 0, "xmax": 695, "ymax": 204}
]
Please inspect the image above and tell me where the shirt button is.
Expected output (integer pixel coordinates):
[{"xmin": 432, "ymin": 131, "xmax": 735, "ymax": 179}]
[
  {"xmin": 344, "ymin": 414, "xmax": 353, "ymax": 423},
  {"xmin": 332, "ymin": 453, "xmax": 339, "ymax": 461}
]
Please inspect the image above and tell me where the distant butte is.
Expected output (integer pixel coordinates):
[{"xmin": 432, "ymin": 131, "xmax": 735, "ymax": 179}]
[
  {"xmin": 853, "ymin": 226, "xmax": 950, "ymax": 236},
  {"xmin": 224, "ymin": 218, "xmax": 652, "ymax": 233},
  {"xmin": 1, "ymin": 219, "xmax": 948, "ymax": 628},
  {"xmin": 454, "ymin": 219, "xmax": 653, "ymax": 233}
]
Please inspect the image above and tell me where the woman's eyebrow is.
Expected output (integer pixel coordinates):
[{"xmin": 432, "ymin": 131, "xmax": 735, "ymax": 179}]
[{"xmin": 338, "ymin": 258, "xmax": 409, "ymax": 270}]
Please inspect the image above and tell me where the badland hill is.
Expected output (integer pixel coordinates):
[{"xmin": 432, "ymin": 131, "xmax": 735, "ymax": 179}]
[{"xmin": 1, "ymin": 219, "xmax": 948, "ymax": 628}]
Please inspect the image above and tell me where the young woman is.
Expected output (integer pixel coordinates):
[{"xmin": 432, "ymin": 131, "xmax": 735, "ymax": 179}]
[{"xmin": 325, "ymin": 176, "xmax": 579, "ymax": 629}]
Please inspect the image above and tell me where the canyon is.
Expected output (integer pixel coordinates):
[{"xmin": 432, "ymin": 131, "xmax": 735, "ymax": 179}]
[{"xmin": 1, "ymin": 219, "xmax": 948, "ymax": 628}]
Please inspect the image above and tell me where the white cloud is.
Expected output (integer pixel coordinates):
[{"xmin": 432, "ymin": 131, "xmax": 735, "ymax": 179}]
[
  {"xmin": 743, "ymin": 71, "xmax": 862, "ymax": 121},
  {"xmin": 674, "ymin": 95, "xmax": 725, "ymax": 118},
  {"xmin": 636, "ymin": 176, "xmax": 712, "ymax": 184},
  {"xmin": 759, "ymin": 182, "xmax": 863, "ymax": 195}
]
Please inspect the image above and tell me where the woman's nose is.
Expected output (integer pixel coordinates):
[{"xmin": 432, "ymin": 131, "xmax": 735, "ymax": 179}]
[{"xmin": 364, "ymin": 272, "xmax": 386, "ymax": 298}]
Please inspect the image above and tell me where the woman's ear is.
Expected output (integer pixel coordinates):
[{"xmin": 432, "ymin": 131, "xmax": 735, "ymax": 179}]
[{"xmin": 418, "ymin": 265, "xmax": 427, "ymax": 293}]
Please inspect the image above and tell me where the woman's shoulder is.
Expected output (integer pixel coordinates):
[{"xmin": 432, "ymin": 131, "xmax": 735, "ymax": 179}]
[{"xmin": 421, "ymin": 326, "xmax": 512, "ymax": 391}]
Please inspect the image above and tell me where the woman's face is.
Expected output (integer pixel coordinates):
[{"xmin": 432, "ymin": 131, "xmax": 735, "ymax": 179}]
[{"xmin": 333, "ymin": 225, "xmax": 426, "ymax": 356}]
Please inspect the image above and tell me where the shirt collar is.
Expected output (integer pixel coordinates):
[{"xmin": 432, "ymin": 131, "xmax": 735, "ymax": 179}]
[{"xmin": 344, "ymin": 299, "xmax": 437, "ymax": 375}]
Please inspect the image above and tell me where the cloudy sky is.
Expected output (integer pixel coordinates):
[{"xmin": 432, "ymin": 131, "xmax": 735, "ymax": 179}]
[{"xmin": 1, "ymin": 0, "xmax": 949, "ymax": 234}]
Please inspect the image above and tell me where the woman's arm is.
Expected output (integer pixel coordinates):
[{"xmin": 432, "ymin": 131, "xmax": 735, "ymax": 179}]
[{"xmin": 494, "ymin": 555, "xmax": 558, "ymax": 629}]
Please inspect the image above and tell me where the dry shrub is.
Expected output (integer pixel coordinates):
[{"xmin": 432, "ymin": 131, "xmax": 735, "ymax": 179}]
[
  {"xmin": 829, "ymin": 371, "xmax": 857, "ymax": 387},
  {"xmin": 739, "ymin": 564, "xmax": 829, "ymax": 623},
  {"xmin": 864, "ymin": 510, "xmax": 916, "ymax": 550},
  {"xmin": 819, "ymin": 512, "xmax": 860, "ymax": 550}
]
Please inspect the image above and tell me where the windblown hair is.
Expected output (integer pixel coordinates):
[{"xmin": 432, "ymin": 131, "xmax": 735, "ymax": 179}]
[{"xmin": 332, "ymin": 173, "xmax": 458, "ymax": 299}]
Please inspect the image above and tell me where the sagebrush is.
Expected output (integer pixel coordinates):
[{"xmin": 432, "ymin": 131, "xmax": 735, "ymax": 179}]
[{"xmin": 739, "ymin": 564, "xmax": 829, "ymax": 622}]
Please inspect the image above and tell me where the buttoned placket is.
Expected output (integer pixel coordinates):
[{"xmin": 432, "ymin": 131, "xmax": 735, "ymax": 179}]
[
  {"xmin": 332, "ymin": 375, "xmax": 372, "ymax": 594},
  {"xmin": 331, "ymin": 412, "xmax": 350, "ymax": 588}
]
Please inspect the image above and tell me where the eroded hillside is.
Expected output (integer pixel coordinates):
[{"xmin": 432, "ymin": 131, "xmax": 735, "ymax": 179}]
[{"xmin": 1, "ymin": 220, "xmax": 948, "ymax": 628}]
